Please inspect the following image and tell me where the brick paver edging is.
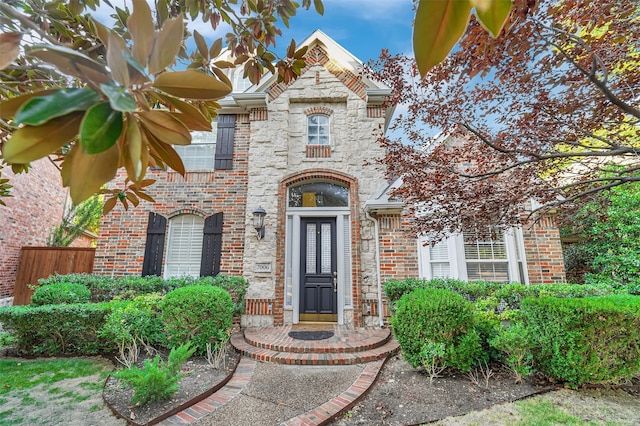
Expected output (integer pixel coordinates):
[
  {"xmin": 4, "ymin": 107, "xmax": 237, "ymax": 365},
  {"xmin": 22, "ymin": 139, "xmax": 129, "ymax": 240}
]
[
  {"xmin": 280, "ymin": 357, "xmax": 388, "ymax": 426},
  {"xmin": 157, "ymin": 358, "xmax": 257, "ymax": 425}
]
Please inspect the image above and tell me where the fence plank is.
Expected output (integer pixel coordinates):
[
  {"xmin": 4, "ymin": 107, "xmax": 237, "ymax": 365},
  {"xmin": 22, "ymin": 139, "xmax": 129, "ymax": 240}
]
[{"xmin": 13, "ymin": 247, "xmax": 95, "ymax": 305}]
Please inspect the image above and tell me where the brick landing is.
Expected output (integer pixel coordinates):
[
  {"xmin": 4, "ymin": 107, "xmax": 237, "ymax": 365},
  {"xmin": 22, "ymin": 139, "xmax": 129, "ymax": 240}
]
[{"xmin": 232, "ymin": 325, "xmax": 399, "ymax": 365}]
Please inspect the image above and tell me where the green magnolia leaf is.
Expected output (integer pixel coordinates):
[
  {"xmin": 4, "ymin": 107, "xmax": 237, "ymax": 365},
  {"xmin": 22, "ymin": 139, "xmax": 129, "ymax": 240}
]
[
  {"xmin": 313, "ymin": 0, "xmax": 324, "ymax": 16},
  {"xmin": 14, "ymin": 89, "xmax": 100, "ymax": 126},
  {"xmin": 100, "ymin": 83, "xmax": 136, "ymax": 111},
  {"xmin": 474, "ymin": 0, "xmax": 513, "ymax": 37},
  {"xmin": 193, "ymin": 30, "xmax": 209, "ymax": 59},
  {"xmin": 67, "ymin": 143, "xmax": 120, "ymax": 204},
  {"xmin": 209, "ymin": 38, "xmax": 223, "ymax": 59},
  {"xmin": 123, "ymin": 117, "xmax": 144, "ymax": 181},
  {"xmin": 138, "ymin": 110, "xmax": 191, "ymax": 145},
  {"xmin": 143, "ymin": 129, "xmax": 185, "ymax": 175},
  {"xmin": 413, "ymin": 0, "xmax": 473, "ymax": 78},
  {"xmin": 2, "ymin": 113, "xmax": 83, "ymax": 164},
  {"xmin": 107, "ymin": 32, "xmax": 130, "ymax": 87},
  {"xmin": 128, "ymin": 0, "xmax": 155, "ymax": 67},
  {"xmin": 80, "ymin": 102, "xmax": 124, "ymax": 154},
  {"xmin": 27, "ymin": 44, "xmax": 111, "ymax": 85},
  {"xmin": 148, "ymin": 14, "xmax": 184, "ymax": 74},
  {"xmin": 150, "ymin": 92, "xmax": 212, "ymax": 130},
  {"xmin": 0, "ymin": 32, "xmax": 22, "ymax": 70},
  {"xmin": 152, "ymin": 70, "xmax": 231, "ymax": 99},
  {"xmin": 0, "ymin": 90, "xmax": 60, "ymax": 119}
]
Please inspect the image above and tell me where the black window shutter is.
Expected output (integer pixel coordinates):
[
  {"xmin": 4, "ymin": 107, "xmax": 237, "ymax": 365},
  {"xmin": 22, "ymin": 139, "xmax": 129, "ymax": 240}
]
[
  {"xmin": 200, "ymin": 212, "xmax": 224, "ymax": 277},
  {"xmin": 142, "ymin": 212, "xmax": 167, "ymax": 276},
  {"xmin": 214, "ymin": 114, "xmax": 236, "ymax": 170}
]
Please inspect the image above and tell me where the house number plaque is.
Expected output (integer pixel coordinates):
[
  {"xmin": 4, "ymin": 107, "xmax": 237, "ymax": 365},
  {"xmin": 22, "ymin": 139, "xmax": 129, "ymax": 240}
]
[{"xmin": 254, "ymin": 262, "xmax": 272, "ymax": 273}]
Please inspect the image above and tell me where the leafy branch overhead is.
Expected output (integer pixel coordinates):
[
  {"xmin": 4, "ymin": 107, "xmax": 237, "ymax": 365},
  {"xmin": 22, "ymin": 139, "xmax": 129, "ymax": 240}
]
[{"xmin": 0, "ymin": 0, "xmax": 321, "ymax": 211}]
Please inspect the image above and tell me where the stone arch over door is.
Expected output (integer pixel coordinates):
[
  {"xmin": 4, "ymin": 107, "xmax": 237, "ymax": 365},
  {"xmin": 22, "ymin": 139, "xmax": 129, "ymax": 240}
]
[{"xmin": 274, "ymin": 169, "xmax": 362, "ymax": 326}]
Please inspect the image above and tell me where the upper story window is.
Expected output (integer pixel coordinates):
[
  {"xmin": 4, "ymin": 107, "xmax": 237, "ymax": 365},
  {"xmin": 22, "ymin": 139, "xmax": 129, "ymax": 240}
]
[
  {"xmin": 164, "ymin": 214, "xmax": 204, "ymax": 278},
  {"xmin": 174, "ymin": 120, "xmax": 217, "ymax": 170},
  {"xmin": 288, "ymin": 181, "xmax": 349, "ymax": 208},
  {"xmin": 307, "ymin": 115, "xmax": 330, "ymax": 145},
  {"xmin": 232, "ymin": 68, "xmax": 253, "ymax": 93}
]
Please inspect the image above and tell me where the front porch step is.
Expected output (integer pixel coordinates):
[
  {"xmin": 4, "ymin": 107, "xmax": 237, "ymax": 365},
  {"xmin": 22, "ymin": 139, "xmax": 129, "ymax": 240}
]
[
  {"xmin": 230, "ymin": 329, "xmax": 400, "ymax": 365},
  {"xmin": 243, "ymin": 326, "xmax": 392, "ymax": 353}
]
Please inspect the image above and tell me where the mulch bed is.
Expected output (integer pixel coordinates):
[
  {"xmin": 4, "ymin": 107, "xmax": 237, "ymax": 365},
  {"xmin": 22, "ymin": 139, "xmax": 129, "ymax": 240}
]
[{"xmin": 103, "ymin": 349, "xmax": 240, "ymax": 425}]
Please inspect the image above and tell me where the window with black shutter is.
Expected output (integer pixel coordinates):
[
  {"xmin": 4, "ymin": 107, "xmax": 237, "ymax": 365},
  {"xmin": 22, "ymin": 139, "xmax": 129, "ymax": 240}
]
[
  {"xmin": 200, "ymin": 212, "xmax": 224, "ymax": 276},
  {"xmin": 142, "ymin": 212, "xmax": 167, "ymax": 276},
  {"xmin": 214, "ymin": 114, "xmax": 236, "ymax": 169}
]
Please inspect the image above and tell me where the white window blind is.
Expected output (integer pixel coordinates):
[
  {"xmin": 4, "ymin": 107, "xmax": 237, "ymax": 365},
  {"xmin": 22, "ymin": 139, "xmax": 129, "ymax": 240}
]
[
  {"xmin": 463, "ymin": 231, "xmax": 509, "ymax": 282},
  {"xmin": 165, "ymin": 214, "xmax": 204, "ymax": 277},
  {"xmin": 429, "ymin": 240, "xmax": 451, "ymax": 278},
  {"xmin": 174, "ymin": 121, "xmax": 217, "ymax": 170}
]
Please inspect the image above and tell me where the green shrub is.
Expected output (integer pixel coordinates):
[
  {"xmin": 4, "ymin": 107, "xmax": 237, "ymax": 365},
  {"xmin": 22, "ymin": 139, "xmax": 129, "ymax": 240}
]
[
  {"xmin": 0, "ymin": 303, "xmax": 113, "ymax": 355},
  {"xmin": 161, "ymin": 286, "xmax": 233, "ymax": 355},
  {"xmin": 489, "ymin": 322, "xmax": 534, "ymax": 382},
  {"xmin": 31, "ymin": 283, "xmax": 91, "ymax": 306},
  {"xmin": 114, "ymin": 342, "xmax": 196, "ymax": 406},
  {"xmin": 391, "ymin": 288, "xmax": 485, "ymax": 371},
  {"xmin": 522, "ymin": 295, "xmax": 640, "ymax": 385},
  {"xmin": 37, "ymin": 274, "xmax": 249, "ymax": 317},
  {"xmin": 99, "ymin": 294, "xmax": 165, "ymax": 366}
]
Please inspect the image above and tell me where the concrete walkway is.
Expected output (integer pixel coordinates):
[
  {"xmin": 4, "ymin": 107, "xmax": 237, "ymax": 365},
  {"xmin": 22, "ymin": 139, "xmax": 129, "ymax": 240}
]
[{"xmin": 158, "ymin": 357, "xmax": 387, "ymax": 426}]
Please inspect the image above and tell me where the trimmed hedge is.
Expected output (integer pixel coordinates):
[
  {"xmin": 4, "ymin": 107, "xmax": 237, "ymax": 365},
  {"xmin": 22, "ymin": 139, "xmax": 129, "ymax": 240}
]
[
  {"xmin": 391, "ymin": 288, "xmax": 485, "ymax": 371},
  {"xmin": 0, "ymin": 303, "xmax": 117, "ymax": 355},
  {"xmin": 36, "ymin": 274, "xmax": 249, "ymax": 317},
  {"xmin": 383, "ymin": 278, "xmax": 619, "ymax": 311},
  {"xmin": 161, "ymin": 286, "xmax": 233, "ymax": 355},
  {"xmin": 522, "ymin": 294, "xmax": 640, "ymax": 385},
  {"xmin": 31, "ymin": 282, "xmax": 91, "ymax": 306}
]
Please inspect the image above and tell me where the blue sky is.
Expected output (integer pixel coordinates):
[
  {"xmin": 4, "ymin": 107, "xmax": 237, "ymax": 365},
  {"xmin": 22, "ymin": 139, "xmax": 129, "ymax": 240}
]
[{"xmin": 95, "ymin": 0, "xmax": 416, "ymax": 65}]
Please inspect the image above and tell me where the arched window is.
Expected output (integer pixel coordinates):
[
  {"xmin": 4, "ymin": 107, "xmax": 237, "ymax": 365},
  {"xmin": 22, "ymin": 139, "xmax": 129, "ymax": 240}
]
[
  {"xmin": 232, "ymin": 68, "xmax": 253, "ymax": 92},
  {"xmin": 164, "ymin": 214, "xmax": 204, "ymax": 277},
  {"xmin": 288, "ymin": 181, "xmax": 349, "ymax": 208},
  {"xmin": 307, "ymin": 114, "xmax": 330, "ymax": 145}
]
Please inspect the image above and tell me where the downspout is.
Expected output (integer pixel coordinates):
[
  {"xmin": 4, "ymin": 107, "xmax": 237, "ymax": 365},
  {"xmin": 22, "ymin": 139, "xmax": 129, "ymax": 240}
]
[{"xmin": 364, "ymin": 209, "xmax": 384, "ymax": 328}]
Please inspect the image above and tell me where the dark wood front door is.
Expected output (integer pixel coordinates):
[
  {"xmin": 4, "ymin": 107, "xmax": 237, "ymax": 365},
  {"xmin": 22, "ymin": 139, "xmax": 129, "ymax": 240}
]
[{"xmin": 299, "ymin": 217, "xmax": 337, "ymax": 322}]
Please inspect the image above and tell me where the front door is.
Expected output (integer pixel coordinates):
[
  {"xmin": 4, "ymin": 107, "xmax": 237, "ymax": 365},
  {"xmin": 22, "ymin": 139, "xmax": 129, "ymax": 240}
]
[{"xmin": 299, "ymin": 217, "xmax": 337, "ymax": 322}]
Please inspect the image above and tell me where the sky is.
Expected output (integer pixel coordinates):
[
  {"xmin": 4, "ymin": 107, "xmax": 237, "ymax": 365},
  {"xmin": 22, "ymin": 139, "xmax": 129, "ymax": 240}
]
[{"xmin": 94, "ymin": 0, "xmax": 416, "ymax": 65}]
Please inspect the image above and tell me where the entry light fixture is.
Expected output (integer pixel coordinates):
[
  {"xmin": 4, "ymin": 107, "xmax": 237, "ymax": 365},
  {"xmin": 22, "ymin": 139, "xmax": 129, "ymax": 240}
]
[{"xmin": 252, "ymin": 207, "xmax": 266, "ymax": 240}]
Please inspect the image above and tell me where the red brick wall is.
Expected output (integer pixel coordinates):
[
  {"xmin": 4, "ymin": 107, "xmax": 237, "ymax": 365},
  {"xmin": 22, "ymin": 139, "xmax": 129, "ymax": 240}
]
[
  {"xmin": 93, "ymin": 114, "xmax": 250, "ymax": 277},
  {"xmin": 0, "ymin": 158, "xmax": 67, "ymax": 299},
  {"xmin": 377, "ymin": 214, "xmax": 419, "ymax": 281},
  {"xmin": 522, "ymin": 216, "xmax": 566, "ymax": 283}
]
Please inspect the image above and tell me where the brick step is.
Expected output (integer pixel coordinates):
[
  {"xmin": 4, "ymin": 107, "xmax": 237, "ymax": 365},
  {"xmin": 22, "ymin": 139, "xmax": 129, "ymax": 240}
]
[
  {"xmin": 231, "ymin": 332, "xmax": 400, "ymax": 365},
  {"xmin": 243, "ymin": 326, "xmax": 391, "ymax": 354}
]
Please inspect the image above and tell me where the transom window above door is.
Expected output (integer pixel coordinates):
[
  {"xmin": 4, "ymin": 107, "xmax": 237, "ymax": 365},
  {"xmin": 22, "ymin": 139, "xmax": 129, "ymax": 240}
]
[
  {"xmin": 307, "ymin": 115, "xmax": 330, "ymax": 145},
  {"xmin": 288, "ymin": 182, "xmax": 349, "ymax": 208}
]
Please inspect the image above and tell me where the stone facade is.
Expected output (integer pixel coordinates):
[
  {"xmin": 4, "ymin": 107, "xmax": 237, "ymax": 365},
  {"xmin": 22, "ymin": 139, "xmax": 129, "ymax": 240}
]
[{"xmin": 0, "ymin": 158, "xmax": 67, "ymax": 302}]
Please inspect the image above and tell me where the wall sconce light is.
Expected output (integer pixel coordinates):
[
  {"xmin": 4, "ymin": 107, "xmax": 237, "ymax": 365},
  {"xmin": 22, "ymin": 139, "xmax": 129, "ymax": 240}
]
[{"xmin": 252, "ymin": 207, "xmax": 266, "ymax": 240}]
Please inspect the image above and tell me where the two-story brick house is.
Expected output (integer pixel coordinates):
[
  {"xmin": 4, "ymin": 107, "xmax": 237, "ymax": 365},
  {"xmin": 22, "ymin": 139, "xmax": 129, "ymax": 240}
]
[{"xmin": 94, "ymin": 30, "xmax": 565, "ymax": 328}]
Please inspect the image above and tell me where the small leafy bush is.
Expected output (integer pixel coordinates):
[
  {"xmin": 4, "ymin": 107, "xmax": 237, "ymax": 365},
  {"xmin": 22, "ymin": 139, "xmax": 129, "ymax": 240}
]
[
  {"xmin": 31, "ymin": 283, "xmax": 91, "ymax": 306},
  {"xmin": 0, "ymin": 303, "xmax": 112, "ymax": 355},
  {"xmin": 161, "ymin": 286, "xmax": 233, "ymax": 355},
  {"xmin": 391, "ymin": 288, "xmax": 485, "ymax": 371},
  {"xmin": 99, "ymin": 293, "xmax": 165, "ymax": 367},
  {"xmin": 489, "ymin": 322, "xmax": 534, "ymax": 382},
  {"xmin": 114, "ymin": 343, "xmax": 196, "ymax": 405},
  {"xmin": 522, "ymin": 294, "xmax": 640, "ymax": 385}
]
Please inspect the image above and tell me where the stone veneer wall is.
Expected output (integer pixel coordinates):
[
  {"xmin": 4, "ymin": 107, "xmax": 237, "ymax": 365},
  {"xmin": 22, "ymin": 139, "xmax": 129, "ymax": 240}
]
[
  {"xmin": 0, "ymin": 158, "xmax": 67, "ymax": 301},
  {"xmin": 241, "ymin": 61, "xmax": 388, "ymax": 327},
  {"xmin": 93, "ymin": 114, "xmax": 250, "ymax": 277}
]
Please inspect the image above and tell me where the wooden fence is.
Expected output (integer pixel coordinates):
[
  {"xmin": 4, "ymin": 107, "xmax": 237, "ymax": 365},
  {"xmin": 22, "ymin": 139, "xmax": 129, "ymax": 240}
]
[{"xmin": 13, "ymin": 247, "xmax": 95, "ymax": 305}]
